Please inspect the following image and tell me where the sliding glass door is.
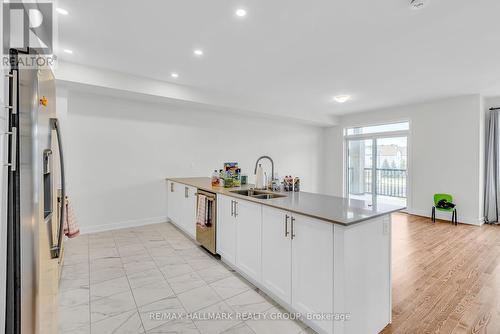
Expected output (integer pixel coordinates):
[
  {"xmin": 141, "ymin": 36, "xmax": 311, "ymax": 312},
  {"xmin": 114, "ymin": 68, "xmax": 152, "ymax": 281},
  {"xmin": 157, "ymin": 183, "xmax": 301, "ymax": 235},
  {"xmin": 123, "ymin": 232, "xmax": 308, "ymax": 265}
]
[
  {"xmin": 375, "ymin": 137, "xmax": 407, "ymax": 206},
  {"xmin": 347, "ymin": 139, "xmax": 373, "ymax": 203},
  {"xmin": 346, "ymin": 122, "xmax": 409, "ymax": 207}
]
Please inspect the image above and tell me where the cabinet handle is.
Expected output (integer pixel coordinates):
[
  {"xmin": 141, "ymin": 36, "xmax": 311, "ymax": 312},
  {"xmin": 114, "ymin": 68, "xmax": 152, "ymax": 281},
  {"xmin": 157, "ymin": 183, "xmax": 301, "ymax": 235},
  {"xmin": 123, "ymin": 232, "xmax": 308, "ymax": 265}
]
[
  {"xmin": 170, "ymin": 183, "xmax": 173, "ymax": 192},
  {"xmin": 185, "ymin": 187, "xmax": 188, "ymax": 198},
  {"xmin": 234, "ymin": 201, "xmax": 238, "ymax": 218},
  {"xmin": 230, "ymin": 200, "xmax": 234, "ymax": 217},
  {"xmin": 291, "ymin": 216, "xmax": 296, "ymax": 240},
  {"xmin": 285, "ymin": 214, "xmax": 289, "ymax": 237}
]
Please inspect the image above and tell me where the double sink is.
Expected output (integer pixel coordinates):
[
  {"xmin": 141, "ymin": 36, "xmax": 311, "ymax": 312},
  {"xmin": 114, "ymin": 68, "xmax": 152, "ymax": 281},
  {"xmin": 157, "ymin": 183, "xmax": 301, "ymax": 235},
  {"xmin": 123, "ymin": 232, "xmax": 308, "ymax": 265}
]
[{"xmin": 230, "ymin": 189, "xmax": 287, "ymax": 200}]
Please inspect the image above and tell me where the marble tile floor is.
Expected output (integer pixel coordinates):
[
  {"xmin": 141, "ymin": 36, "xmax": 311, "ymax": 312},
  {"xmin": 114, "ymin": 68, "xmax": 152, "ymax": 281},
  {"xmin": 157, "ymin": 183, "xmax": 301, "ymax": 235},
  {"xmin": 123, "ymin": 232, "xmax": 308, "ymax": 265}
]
[{"xmin": 59, "ymin": 222, "xmax": 316, "ymax": 334}]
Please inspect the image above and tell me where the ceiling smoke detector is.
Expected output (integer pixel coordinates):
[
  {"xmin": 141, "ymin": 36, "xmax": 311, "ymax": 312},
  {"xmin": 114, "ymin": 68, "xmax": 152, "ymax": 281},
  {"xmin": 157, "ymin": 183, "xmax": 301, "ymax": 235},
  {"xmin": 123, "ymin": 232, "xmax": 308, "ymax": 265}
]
[{"xmin": 410, "ymin": 0, "xmax": 427, "ymax": 10}]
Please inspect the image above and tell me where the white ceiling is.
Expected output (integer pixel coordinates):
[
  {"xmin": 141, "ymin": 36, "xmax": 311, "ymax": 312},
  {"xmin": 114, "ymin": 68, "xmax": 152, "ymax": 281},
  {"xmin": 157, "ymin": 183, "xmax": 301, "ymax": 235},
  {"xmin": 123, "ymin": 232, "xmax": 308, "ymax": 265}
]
[{"xmin": 56, "ymin": 0, "xmax": 500, "ymax": 120}]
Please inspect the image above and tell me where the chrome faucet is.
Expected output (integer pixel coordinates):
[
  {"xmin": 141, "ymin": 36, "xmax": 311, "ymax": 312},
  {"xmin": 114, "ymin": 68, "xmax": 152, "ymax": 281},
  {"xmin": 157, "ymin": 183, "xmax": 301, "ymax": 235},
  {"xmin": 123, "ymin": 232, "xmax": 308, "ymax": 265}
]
[{"xmin": 254, "ymin": 156, "xmax": 274, "ymax": 188}]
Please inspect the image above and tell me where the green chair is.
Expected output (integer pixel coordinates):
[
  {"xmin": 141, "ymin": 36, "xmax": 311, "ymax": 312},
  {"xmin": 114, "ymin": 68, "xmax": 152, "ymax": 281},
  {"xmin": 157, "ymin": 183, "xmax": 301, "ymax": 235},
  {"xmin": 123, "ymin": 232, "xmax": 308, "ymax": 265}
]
[{"xmin": 431, "ymin": 193, "xmax": 457, "ymax": 225}]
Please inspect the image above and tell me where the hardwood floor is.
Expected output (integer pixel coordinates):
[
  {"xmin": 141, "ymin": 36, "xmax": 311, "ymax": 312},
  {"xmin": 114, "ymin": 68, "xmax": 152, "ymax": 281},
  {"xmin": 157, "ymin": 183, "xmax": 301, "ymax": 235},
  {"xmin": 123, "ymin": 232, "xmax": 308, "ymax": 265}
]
[{"xmin": 382, "ymin": 213, "xmax": 500, "ymax": 334}]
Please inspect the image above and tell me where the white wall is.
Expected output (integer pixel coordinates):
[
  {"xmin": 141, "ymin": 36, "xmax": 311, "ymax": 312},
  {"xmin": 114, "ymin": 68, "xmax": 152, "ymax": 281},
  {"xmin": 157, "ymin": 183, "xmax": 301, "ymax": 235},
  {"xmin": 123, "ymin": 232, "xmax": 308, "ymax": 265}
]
[
  {"xmin": 322, "ymin": 95, "xmax": 485, "ymax": 225},
  {"xmin": 61, "ymin": 90, "xmax": 323, "ymax": 234}
]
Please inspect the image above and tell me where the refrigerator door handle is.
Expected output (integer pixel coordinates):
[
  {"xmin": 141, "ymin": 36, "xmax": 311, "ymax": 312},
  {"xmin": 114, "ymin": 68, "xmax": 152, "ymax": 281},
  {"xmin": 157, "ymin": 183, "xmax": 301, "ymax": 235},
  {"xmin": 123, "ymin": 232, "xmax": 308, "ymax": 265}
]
[
  {"xmin": 5, "ymin": 70, "xmax": 18, "ymax": 171},
  {"xmin": 3, "ymin": 129, "xmax": 15, "ymax": 169},
  {"xmin": 10, "ymin": 127, "xmax": 17, "ymax": 172},
  {"xmin": 5, "ymin": 70, "xmax": 17, "ymax": 115},
  {"xmin": 50, "ymin": 118, "xmax": 65, "ymax": 259},
  {"xmin": 12, "ymin": 71, "xmax": 17, "ymax": 115}
]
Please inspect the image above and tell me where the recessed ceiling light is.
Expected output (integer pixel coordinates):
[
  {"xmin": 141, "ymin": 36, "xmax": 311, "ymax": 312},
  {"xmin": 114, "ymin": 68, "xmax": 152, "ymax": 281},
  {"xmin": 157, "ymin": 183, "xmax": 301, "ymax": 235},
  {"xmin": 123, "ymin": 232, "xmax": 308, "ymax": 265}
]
[
  {"xmin": 235, "ymin": 9, "xmax": 247, "ymax": 17},
  {"xmin": 171, "ymin": 73, "xmax": 179, "ymax": 78},
  {"xmin": 410, "ymin": 0, "xmax": 427, "ymax": 10},
  {"xmin": 63, "ymin": 49, "xmax": 73, "ymax": 54},
  {"xmin": 333, "ymin": 95, "xmax": 351, "ymax": 103},
  {"xmin": 56, "ymin": 7, "xmax": 69, "ymax": 15},
  {"xmin": 193, "ymin": 49, "xmax": 203, "ymax": 56}
]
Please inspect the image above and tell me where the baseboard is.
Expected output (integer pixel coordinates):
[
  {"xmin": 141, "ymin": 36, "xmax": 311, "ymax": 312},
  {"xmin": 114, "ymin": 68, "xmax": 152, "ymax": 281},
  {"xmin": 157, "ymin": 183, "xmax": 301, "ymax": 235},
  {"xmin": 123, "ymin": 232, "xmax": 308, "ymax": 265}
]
[
  {"xmin": 407, "ymin": 208, "xmax": 484, "ymax": 226},
  {"xmin": 79, "ymin": 216, "xmax": 168, "ymax": 234}
]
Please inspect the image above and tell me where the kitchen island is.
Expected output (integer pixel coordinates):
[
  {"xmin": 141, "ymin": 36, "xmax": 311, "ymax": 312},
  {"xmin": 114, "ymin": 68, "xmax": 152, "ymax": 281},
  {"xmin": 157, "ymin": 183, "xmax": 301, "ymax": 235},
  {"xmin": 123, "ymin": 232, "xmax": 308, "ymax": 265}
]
[{"xmin": 166, "ymin": 177, "xmax": 405, "ymax": 334}]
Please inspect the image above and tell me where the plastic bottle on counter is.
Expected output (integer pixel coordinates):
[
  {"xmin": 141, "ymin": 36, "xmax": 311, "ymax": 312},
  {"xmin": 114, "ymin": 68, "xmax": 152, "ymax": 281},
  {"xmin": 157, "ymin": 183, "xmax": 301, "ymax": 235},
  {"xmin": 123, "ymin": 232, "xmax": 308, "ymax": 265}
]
[
  {"xmin": 234, "ymin": 168, "xmax": 241, "ymax": 186},
  {"xmin": 272, "ymin": 172, "xmax": 280, "ymax": 191},
  {"xmin": 285, "ymin": 175, "xmax": 294, "ymax": 192},
  {"xmin": 255, "ymin": 164, "xmax": 264, "ymax": 189},
  {"xmin": 293, "ymin": 177, "xmax": 300, "ymax": 192},
  {"xmin": 211, "ymin": 170, "xmax": 220, "ymax": 186}
]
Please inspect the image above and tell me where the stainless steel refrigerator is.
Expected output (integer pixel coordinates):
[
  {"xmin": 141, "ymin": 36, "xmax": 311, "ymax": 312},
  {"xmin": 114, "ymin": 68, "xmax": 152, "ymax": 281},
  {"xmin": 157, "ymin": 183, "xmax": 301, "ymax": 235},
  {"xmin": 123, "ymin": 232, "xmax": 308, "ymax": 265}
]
[{"xmin": 5, "ymin": 50, "xmax": 65, "ymax": 334}]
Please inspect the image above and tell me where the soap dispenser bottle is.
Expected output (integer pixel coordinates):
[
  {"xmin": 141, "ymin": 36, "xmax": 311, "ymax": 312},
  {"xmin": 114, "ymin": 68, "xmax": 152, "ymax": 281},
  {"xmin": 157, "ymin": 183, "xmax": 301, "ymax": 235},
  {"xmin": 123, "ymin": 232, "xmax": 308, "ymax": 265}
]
[{"xmin": 255, "ymin": 164, "xmax": 264, "ymax": 189}]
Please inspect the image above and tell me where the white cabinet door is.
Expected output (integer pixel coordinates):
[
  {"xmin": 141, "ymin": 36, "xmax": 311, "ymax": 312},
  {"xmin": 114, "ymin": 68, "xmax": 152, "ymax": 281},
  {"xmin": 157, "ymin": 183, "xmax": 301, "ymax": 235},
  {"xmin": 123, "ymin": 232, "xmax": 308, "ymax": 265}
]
[
  {"xmin": 216, "ymin": 195, "xmax": 236, "ymax": 265},
  {"xmin": 167, "ymin": 182, "xmax": 196, "ymax": 238},
  {"xmin": 183, "ymin": 185, "xmax": 197, "ymax": 238},
  {"xmin": 178, "ymin": 184, "xmax": 188, "ymax": 231},
  {"xmin": 235, "ymin": 199, "xmax": 262, "ymax": 283},
  {"xmin": 167, "ymin": 181, "xmax": 174, "ymax": 221},
  {"xmin": 167, "ymin": 181, "xmax": 181, "ymax": 226},
  {"xmin": 261, "ymin": 206, "xmax": 292, "ymax": 304},
  {"xmin": 291, "ymin": 214, "xmax": 333, "ymax": 334}
]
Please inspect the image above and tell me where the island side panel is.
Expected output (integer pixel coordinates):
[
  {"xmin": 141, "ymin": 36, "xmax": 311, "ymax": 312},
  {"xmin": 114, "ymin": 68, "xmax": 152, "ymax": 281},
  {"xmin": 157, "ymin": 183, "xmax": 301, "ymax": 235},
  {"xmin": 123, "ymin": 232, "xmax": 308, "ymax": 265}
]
[
  {"xmin": 333, "ymin": 224, "xmax": 346, "ymax": 334},
  {"xmin": 333, "ymin": 214, "xmax": 392, "ymax": 334}
]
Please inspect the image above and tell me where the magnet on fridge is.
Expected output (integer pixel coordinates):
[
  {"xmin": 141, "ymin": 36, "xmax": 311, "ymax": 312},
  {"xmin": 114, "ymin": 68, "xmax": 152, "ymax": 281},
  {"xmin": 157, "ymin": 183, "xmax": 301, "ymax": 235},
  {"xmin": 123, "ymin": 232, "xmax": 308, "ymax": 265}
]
[{"xmin": 40, "ymin": 96, "xmax": 48, "ymax": 106}]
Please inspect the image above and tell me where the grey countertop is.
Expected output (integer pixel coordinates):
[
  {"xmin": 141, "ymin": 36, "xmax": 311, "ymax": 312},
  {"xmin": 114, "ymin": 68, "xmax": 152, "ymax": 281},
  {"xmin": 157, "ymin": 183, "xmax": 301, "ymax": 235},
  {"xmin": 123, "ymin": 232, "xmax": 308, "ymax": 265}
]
[{"xmin": 167, "ymin": 177, "xmax": 406, "ymax": 226}]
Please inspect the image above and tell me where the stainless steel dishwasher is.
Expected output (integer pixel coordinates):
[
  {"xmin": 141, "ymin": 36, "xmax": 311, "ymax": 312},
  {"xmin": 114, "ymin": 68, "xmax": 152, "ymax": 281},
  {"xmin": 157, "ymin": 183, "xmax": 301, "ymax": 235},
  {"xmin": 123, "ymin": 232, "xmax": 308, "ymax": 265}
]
[{"xmin": 196, "ymin": 190, "xmax": 217, "ymax": 254}]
